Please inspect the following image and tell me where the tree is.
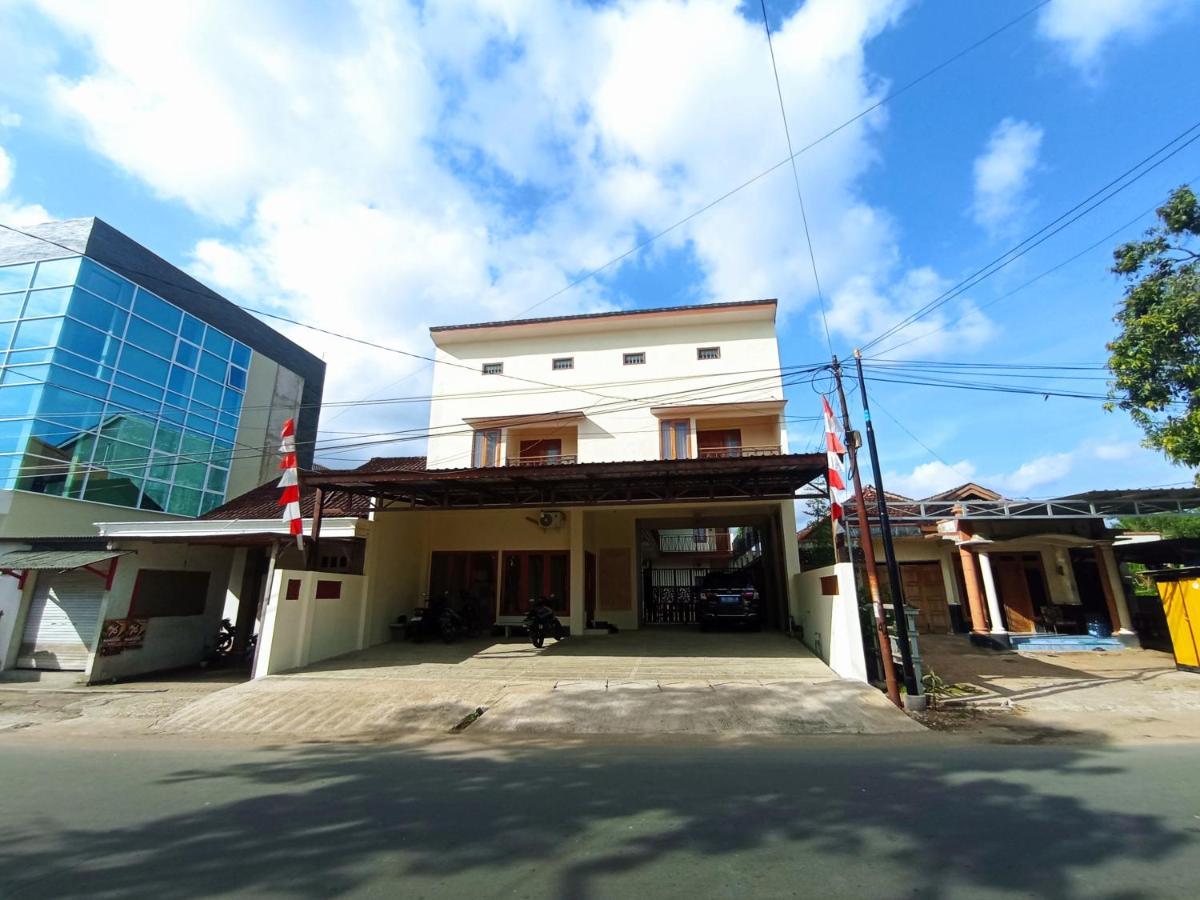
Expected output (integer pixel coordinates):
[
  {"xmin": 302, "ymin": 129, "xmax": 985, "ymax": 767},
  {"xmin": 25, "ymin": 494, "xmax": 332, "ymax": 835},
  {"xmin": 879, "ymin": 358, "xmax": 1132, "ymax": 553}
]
[
  {"xmin": 796, "ymin": 497, "xmax": 835, "ymax": 569},
  {"xmin": 1106, "ymin": 185, "xmax": 1200, "ymax": 475}
]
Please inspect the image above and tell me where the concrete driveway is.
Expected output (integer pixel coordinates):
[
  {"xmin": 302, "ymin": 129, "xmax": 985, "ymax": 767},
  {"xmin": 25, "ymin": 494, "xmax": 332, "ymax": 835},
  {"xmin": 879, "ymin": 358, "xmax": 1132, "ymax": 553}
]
[{"xmin": 157, "ymin": 629, "xmax": 921, "ymax": 739}]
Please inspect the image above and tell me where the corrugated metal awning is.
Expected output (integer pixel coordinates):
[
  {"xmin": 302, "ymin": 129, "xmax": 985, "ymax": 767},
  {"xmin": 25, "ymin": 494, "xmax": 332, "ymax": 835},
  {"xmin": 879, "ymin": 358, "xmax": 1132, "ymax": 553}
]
[{"xmin": 0, "ymin": 549, "xmax": 129, "ymax": 571}]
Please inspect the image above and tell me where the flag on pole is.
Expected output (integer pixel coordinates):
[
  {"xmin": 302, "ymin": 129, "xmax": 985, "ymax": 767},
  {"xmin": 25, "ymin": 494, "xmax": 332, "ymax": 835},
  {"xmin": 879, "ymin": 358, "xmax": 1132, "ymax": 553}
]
[
  {"xmin": 822, "ymin": 396, "xmax": 848, "ymax": 537},
  {"xmin": 277, "ymin": 418, "xmax": 303, "ymax": 550}
]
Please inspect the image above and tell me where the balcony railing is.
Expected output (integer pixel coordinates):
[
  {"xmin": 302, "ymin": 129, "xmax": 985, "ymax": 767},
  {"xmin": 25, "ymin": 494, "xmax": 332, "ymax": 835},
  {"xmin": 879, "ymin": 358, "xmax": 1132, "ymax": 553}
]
[
  {"xmin": 508, "ymin": 454, "xmax": 578, "ymax": 467},
  {"xmin": 659, "ymin": 533, "xmax": 733, "ymax": 554},
  {"xmin": 697, "ymin": 445, "xmax": 782, "ymax": 459}
]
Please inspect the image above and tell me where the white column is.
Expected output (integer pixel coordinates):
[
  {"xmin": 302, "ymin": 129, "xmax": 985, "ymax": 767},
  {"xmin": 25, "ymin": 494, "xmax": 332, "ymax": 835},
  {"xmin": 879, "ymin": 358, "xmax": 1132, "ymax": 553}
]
[
  {"xmin": 1099, "ymin": 545, "xmax": 1136, "ymax": 634},
  {"xmin": 977, "ymin": 551, "xmax": 1007, "ymax": 634},
  {"xmin": 569, "ymin": 509, "xmax": 586, "ymax": 636}
]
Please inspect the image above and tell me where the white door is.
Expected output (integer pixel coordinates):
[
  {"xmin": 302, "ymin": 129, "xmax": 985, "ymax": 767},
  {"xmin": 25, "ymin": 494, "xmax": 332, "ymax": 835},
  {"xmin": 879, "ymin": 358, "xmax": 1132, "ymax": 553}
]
[{"xmin": 17, "ymin": 571, "xmax": 104, "ymax": 671}]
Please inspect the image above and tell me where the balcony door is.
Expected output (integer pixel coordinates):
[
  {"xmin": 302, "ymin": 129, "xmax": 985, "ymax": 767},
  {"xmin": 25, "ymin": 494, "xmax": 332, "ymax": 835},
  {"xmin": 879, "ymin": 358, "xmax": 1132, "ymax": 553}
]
[
  {"xmin": 518, "ymin": 439, "xmax": 561, "ymax": 465},
  {"xmin": 698, "ymin": 428, "xmax": 741, "ymax": 458},
  {"xmin": 501, "ymin": 551, "xmax": 570, "ymax": 616}
]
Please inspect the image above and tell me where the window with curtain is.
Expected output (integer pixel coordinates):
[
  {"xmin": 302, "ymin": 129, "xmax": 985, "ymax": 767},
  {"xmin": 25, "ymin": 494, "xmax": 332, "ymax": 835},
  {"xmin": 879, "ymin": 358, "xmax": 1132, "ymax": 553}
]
[
  {"xmin": 471, "ymin": 429, "xmax": 501, "ymax": 467},
  {"xmin": 660, "ymin": 419, "xmax": 690, "ymax": 460}
]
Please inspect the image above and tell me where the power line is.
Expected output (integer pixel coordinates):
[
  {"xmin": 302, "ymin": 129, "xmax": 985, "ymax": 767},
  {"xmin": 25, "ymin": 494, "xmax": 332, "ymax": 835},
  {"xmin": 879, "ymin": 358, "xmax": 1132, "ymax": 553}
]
[
  {"xmin": 758, "ymin": 0, "xmax": 832, "ymax": 357},
  {"xmin": 869, "ymin": 177, "xmax": 1199, "ymax": 357},
  {"xmin": 509, "ymin": 0, "xmax": 1052, "ymax": 319},
  {"xmin": 858, "ymin": 119, "xmax": 1200, "ymax": 353}
]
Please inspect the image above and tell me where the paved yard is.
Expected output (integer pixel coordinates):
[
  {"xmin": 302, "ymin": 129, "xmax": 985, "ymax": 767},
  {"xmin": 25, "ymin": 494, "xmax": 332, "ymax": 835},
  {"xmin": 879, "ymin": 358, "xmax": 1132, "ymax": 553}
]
[
  {"xmin": 918, "ymin": 634, "xmax": 1200, "ymax": 743},
  {"xmin": 155, "ymin": 630, "xmax": 921, "ymax": 739}
]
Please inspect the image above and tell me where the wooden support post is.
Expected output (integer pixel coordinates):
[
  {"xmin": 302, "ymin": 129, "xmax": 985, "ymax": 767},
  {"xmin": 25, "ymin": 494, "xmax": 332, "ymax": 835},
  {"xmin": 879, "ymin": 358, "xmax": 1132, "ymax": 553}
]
[{"xmin": 958, "ymin": 545, "xmax": 990, "ymax": 634}]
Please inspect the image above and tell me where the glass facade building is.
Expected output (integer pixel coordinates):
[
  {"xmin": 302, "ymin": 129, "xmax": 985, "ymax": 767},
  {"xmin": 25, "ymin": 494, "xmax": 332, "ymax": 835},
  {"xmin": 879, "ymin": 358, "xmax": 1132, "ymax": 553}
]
[{"xmin": 0, "ymin": 255, "xmax": 252, "ymax": 517}]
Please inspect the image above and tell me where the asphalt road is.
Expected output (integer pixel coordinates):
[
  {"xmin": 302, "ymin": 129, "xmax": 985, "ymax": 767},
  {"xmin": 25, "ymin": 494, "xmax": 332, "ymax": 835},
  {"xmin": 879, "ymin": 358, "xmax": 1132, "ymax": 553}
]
[{"xmin": 0, "ymin": 734, "xmax": 1197, "ymax": 899}]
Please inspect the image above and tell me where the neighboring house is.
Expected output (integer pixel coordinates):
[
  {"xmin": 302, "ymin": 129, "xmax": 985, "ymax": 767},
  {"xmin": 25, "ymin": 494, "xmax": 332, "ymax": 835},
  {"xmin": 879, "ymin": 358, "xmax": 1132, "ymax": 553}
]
[
  {"xmin": 75, "ymin": 301, "xmax": 865, "ymax": 684},
  {"xmin": 0, "ymin": 217, "xmax": 324, "ymax": 671},
  {"xmin": 816, "ymin": 481, "xmax": 1156, "ymax": 650}
]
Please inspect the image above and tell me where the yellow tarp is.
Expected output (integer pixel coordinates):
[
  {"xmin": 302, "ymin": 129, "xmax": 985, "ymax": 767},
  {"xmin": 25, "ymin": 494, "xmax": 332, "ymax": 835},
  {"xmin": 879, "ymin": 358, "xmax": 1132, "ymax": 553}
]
[{"xmin": 1157, "ymin": 577, "xmax": 1200, "ymax": 670}]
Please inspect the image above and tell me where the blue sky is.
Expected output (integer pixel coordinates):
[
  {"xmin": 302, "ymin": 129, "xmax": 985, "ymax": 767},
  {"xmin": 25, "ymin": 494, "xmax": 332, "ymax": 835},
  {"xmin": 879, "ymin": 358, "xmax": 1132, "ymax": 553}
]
[{"xmin": 0, "ymin": 0, "xmax": 1197, "ymax": 498}]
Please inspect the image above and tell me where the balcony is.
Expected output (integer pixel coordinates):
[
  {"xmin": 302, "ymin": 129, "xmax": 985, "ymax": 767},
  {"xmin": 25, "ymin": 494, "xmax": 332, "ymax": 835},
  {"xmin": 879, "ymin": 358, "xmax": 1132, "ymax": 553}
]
[
  {"xmin": 697, "ymin": 444, "xmax": 782, "ymax": 459},
  {"xmin": 509, "ymin": 453, "xmax": 578, "ymax": 467}
]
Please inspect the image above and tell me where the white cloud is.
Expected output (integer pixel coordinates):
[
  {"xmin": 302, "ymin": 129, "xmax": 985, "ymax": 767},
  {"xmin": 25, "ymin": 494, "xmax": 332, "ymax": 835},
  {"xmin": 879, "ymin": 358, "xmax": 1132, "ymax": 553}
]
[
  {"xmin": 0, "ymin": 144, "xmax": 50, "ymax": 226},
  {"xmin": 1038, "ymin": 0, "xmax": 1192, "ymax": 71},
  {"xmin": 885, "ymin": 459, "xmax": 977, "ymax": 499},
  {"xmin": 971, "ymin": 118, "xmax": 1043, "ymax": 234},
  {"xmin": 997, "ymin": 451, "xmax": 1075, "ymax": 494},
  {"xmin": 1090, "ymin": 441, "xmax": 1138, "ymax": 461},
  {"xmin": 25, "ymin": 0, "xmax": 989, "ymax": 458}
]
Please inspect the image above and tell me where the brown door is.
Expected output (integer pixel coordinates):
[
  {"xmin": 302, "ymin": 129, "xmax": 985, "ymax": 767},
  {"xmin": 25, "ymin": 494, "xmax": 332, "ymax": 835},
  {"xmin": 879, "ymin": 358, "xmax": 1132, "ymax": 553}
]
[
  {"xmin": 900, "ymin": 563, "xmax": 952, "ymax": 634},
  {"xmin": 585, "ymin": 551, "xmax": 597, "ymax": 625},
  {"xmin": 992, "ymin": 556, "xmax": 1038, "ymax": 633}
]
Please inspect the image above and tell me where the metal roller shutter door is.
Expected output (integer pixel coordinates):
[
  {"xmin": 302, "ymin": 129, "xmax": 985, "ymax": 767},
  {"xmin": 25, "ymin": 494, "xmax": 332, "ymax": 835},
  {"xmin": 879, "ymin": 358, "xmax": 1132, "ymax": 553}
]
[{"xmin": 17, "ymin": 571, "xmax": 104, "ymax": 671}]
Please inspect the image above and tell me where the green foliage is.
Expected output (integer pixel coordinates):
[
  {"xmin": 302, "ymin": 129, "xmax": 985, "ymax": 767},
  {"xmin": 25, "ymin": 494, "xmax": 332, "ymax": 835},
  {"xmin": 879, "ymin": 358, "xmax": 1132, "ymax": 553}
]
[
  {"xmin": 1116, "ymin": 512, "xmax": 1200, "ymax": 539},
  {"xmin": 797, "ymin": 497, "xmax": 836, "ymax": 569},
  {"xmin": 1107, "ymin": 186, "xmax": 1200, "ymax": 476}
]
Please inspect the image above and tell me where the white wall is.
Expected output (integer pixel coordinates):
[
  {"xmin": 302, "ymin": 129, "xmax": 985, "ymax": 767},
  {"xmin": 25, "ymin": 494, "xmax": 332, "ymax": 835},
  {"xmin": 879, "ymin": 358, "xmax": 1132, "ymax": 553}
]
[
  {"xmin": 0, "ymin": 540, "xmax": 31, "ymax": 669},
  {"xmin": 254, "ymin": 570, "xmax": 367, "ymax": 677},
  {"xmin": 793, "ymin": 562, "xmax": 867, "ymax": 682},
  {"xmin": 88, "ymin": 541, "xmax": 234, "ymax": 683},
  {"xmin": 425, "ymin": 306, "xmax": 786, "ymax": 469}
]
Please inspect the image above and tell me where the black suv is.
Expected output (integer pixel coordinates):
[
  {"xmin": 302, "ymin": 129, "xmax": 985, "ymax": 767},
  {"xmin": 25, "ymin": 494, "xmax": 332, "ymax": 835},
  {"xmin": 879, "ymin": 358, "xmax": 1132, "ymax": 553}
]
[{"xmin": 697, "ymin": 573, "xmax": 761, "ymax": 631}]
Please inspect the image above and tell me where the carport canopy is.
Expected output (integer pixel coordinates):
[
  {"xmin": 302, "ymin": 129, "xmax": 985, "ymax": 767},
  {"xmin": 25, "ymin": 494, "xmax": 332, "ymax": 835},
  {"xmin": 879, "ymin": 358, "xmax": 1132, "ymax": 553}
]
[
  {"xmin": 301, "ymin": 453, "xmax": 827, "ymax": 510},
  {"xmin": 0, "ymin": 549, "xmax": 129, "ymax": 571}
]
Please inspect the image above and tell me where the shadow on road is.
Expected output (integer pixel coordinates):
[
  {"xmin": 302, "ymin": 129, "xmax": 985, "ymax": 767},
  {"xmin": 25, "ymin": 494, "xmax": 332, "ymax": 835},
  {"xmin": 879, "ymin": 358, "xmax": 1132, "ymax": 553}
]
[{"xmin": 0, "ymin": 732, "xmax": 1192, "ymax": 898}]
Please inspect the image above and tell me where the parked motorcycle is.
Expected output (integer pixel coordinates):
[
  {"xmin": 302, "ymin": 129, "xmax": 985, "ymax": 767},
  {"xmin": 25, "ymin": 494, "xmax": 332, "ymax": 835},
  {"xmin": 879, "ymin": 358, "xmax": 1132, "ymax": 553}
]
[
  {"xmin": 211, "ymin": 618, "xmax": 257, "ymax": 664},
  {"xmin": 408, "ymin": 593, "xmax": 469, "ymax": 643},
  {"xmin": 524, "ymin": 597, "xmax": 567, "ymax": 648}
]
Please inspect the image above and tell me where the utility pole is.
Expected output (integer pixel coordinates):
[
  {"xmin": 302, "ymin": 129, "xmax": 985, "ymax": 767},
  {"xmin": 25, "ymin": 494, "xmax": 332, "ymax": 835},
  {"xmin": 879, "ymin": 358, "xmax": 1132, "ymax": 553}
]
[
  {"xmin": 832, "ymin": 356, "xmax": 902, "ymax": 708},
  {"xmin": 853, "ymin": 349, "xmax": 921, "ymax": 698}
]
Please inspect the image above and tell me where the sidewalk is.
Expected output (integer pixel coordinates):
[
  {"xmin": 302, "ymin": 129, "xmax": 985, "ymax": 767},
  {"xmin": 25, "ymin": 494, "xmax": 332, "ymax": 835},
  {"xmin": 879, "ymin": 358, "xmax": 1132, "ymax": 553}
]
[{"xmin": 916, "ymin": 634, "xmax": 1200, "ymax": 743}]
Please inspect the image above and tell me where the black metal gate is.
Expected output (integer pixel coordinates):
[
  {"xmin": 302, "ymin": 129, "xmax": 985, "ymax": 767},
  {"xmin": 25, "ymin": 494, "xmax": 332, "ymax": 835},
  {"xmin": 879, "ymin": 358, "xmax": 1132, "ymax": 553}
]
[{"xmin": 643, "ymin": 567, "xmax": 733, "ymax": 624}]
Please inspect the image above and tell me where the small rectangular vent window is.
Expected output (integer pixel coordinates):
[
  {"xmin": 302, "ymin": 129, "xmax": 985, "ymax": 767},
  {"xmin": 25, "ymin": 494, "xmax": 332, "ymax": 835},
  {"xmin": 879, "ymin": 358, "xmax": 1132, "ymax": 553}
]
[
  {"xmin": 552, "ymin": 357, "xmax": 574, "ymax": 371},
  {"xmin": 482, "ymin": 362, "xmax": 503, "ymax": 375},
  {"xmin": 623, "ymin": 352, "xmax": 645, "ymax": 366},
  {"xmin": 697, "ymin": 346, "xmax": 720, "ymax": 360}
]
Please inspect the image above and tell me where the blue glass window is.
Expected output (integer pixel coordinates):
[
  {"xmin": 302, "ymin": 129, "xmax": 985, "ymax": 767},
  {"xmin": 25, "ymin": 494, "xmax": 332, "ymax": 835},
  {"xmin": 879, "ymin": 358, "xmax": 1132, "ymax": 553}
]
[
  {"xmin": 160, "ymin": 404, "xmax": 186, "ymax": 426},
  {"xmin": 220, "ymin": 389, "xmax": 242, "ymax": 413},
  {"xmin": 149, "ymin": 453, "xmax": 175, "ymax": 481},
  {"xmin": 68, "ymin": 290, "xmax": 127, "ymax": 335},
  {"xmin": 215, "ymin": 422, "xmax": 238, "ymax": 444},
  {"xmin": 164, "ymin": 390, "xmax": 190, "ymax": 410},
  {"xmin": 108, "ymin": 386, "xmax": 159, "ymax": 415},
  {"xmin": 181, "ymin": 431, "xmax": 213, "ymax": 458},
  {"xmin": 210, "ymin": 443, "xmax": 233, "ymax": 468},
  {"xmin": 0, "ymin": 384, "xmax": 40, "ymax": 418},
  {"xmin": 167, "ymin": 366, "xmax": 194, "ymax": 396},
  {"xmin": 46, "ymin": 365, "xmax": 106, "ymax": 402},
  {"xmin": 180, "ymin": 314, "xmax": 204, "ymax": 344},
  {"xmin": 119, "ymin": 344, "xmax": 170, "ymax": 386},
  {"xmin": 32, "ymin": 257, "xmax": 82, "ymax": 288},
  {"xmin": 153, "ymin": 426, "xmax": 181, "ymax": 454},
  {"xmin": 198, "ymin": 351, "xmax": 225, "ymax": 382},
  {"xmin": 6, "ymin": 347, "xmax": 53, "ymax": 366},
  {"xmin": 0, "ymin": 420, "xmax": 31, "ymax": 454},
  {"xmin": 132, "ymin": 289, "xmax": 182, "ymax": 332},
  {"xmin": 13, "ymin": 316, "xmax": 64, "ymax": 349},
  {"xmin": 53, "ymin": 348, "xmax": 112, "ymax": 381},
  {"xmin": 200, "ymin": 492, "xmax": 224, "ymax": 514},
  {"xmin": 140, "ymin": 480, "xmax": 170, "ymax": 512},
  {"xmin": 227, "ymin": 365, "xmax": 247, "ymax": 391},
  {"xmin": 230, "ymin": 342, "xmax": 251, "ymax": 369},
  {"xmin": 122, "ymin": 375, "xmax": 164, "ymax": 403},
  {"xmin": 38, "ymin": 385, "xmax": 103, "ymax": 425},
  {"xmin": 1, "ymin": 363, "xmax": 48, "ymax": 386},
  {"xmin": 0, "ymin": 262, "xmax": 35, "ymax": 294},
  {"xmin": 115, "ymin": 415, "xmax": 156, "ymax": 448},
  {"xmin": 192, "ymin": 376, "xmax": 222, "ymax": 408},
  {"xmin": 174, "ymin": 340, "xmax": 199, "ymax": 369},
  {"xmin": 23, "ymin": 287, "xmax": 73, "ymax": 318},
  {"xmin": 125, "ymin": 317, "xmax": 175, "ymax": 358},
  {"xmin": 77, "ymin": 259, "xmax": 134, "ymax": 308},
  {"xmin": 58, "ymin": 318, "xmax": 109, "ymax": 360},
  {"xmin": 186, "ymin": 411, "xmax": 216, "ymax": 433},
  {"xmin": 167, "ymin": 486, "xmax": 202, "ymax": 517},
  {"xmin": 202, "ymin": 328, "xmax": 232, "ymax": 359},
  {"xmin": 0, "ymin": 300, "xmax": 20, "ymax": 325}
]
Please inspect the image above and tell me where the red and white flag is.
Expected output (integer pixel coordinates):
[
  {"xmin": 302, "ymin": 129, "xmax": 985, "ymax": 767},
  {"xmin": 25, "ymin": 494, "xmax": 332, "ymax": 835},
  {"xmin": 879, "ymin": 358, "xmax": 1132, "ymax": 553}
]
[
  {"xmin": 277, "ymin": 418, "xmax": 303, "ymax": 550},
  {"xmin": 822, "ymin": 396, "xmax": 848, "ymax": 534}
]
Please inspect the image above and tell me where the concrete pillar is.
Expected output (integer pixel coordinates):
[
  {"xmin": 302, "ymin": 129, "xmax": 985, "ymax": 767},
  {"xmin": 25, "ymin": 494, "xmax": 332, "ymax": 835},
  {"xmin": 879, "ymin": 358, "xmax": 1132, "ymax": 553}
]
[
  {"xmin": 977, "ymin": 551, "xmax": 1007, "ymax": 634},
  {"xmin": 569, "ymin": 509, "xmax": 586, "ymax": 636},
  {"xmin": 1096, "ymin": 545, "xmax": 1135, "ymax": 634},
  {"xmin": 957, "ymin": 545, "xmax": 989, "ymax": 633}
]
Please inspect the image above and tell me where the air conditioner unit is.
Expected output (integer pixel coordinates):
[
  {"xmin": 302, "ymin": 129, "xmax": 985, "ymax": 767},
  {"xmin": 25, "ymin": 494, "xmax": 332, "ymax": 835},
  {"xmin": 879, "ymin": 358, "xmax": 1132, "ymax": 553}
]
[{"xmin": 537, "ymin": 510, "xmax": 566, "ymax": 529}]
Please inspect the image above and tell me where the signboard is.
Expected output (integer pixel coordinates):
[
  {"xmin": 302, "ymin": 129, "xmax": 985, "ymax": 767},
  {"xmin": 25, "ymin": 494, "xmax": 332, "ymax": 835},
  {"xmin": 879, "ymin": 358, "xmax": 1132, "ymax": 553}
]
[{"xmin": 99, "ymin": 618, "xmax": 148, "ymax": 656}]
